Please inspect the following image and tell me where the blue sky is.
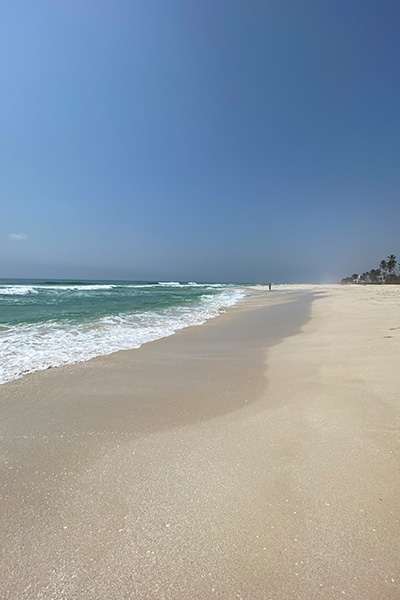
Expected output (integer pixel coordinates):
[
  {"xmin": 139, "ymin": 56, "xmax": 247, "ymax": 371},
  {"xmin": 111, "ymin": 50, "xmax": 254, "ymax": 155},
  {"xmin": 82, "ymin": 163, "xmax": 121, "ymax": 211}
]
[{"xmin": 1, "ymin": 0, "xmax": 399, "ymax": 282}]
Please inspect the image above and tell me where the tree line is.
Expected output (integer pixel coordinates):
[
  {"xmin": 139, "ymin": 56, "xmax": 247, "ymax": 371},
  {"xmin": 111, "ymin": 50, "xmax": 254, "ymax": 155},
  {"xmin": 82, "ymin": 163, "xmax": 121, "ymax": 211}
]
[{"xmin": 341, "ymin": 254, "xmax": 400, "ymax": 284}]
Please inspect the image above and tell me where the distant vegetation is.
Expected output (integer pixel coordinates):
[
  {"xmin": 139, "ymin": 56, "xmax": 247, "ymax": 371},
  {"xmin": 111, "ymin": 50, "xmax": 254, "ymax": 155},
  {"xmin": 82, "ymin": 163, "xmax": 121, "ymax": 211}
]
[{"xmin": 341, "ymin": 254, "xmax": 400, "ymax": 285}]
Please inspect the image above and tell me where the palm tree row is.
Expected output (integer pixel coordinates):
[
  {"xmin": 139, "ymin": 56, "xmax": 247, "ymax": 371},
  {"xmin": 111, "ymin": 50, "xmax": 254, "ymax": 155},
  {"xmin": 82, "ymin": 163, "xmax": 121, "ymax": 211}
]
[{"xmin": 341, "ymin": 254, "xmax": 400, "ymax": 285}]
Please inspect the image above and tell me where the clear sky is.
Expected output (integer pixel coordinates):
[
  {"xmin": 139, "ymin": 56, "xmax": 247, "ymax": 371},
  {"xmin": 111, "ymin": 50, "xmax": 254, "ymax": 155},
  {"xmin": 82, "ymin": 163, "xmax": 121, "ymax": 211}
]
[{"xmin": 1, "ymin": 0, "xmax": 399, "ymax": 283}]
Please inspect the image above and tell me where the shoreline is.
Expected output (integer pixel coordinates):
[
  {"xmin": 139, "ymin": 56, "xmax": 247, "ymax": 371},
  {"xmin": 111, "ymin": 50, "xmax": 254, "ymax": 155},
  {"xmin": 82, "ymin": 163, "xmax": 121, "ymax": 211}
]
[
  {"xmin": 1, "ymin": 285, "xmax": 400, "ymax": 599},
  {"xmin": 0, "ymin": 288, "xmax": 313, "ymax": 436},
  {"xmin": 0, "ymin": 282, "xmax": 246, "ymax": 386},
  {"xmin": 0, "ymin": 285, "xmax": 313, "ymax": 388}
]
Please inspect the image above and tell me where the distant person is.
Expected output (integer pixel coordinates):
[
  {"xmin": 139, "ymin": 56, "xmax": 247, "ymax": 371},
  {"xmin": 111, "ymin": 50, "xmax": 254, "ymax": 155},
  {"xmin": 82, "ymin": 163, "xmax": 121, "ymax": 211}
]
[{"xmin": 268, "ymin": 283, "xmax": 272, "ymax": 291}]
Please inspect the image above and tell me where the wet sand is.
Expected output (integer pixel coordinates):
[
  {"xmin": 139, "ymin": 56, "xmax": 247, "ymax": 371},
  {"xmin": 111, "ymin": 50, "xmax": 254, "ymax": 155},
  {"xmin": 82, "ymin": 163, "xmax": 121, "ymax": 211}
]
[{"xmin": 1, "ymin": 286, "xmax": 399, "ymax": 599}]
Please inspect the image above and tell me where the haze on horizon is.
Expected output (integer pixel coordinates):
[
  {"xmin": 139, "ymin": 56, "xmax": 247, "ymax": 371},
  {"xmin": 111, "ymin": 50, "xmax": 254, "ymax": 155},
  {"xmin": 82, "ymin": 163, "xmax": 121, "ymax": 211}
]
[{"xmin": 1, "ymin": 0, "xmax": 399, "ymax": 284}]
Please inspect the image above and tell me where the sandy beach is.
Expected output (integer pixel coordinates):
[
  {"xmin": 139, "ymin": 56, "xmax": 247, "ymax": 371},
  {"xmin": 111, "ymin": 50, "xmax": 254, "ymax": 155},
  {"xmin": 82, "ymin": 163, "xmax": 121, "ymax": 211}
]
[{"xmin": 1, "ymin": 285, "xmax": 400, "ymax": 600}]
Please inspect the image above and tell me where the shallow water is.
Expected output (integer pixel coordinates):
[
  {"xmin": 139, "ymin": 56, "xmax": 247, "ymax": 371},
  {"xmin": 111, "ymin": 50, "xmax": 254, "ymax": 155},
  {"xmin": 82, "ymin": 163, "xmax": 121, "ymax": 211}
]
[{"xmin": 0, "ymin": 279, "xmax": 245, "ymax": 384}]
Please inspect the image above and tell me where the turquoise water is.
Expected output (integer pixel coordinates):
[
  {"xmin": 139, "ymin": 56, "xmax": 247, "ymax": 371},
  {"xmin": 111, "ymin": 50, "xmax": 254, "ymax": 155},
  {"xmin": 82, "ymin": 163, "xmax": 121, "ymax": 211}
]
[{"xmin": 0, "ymin": 279, "xmax": 245, "ymax": 384}]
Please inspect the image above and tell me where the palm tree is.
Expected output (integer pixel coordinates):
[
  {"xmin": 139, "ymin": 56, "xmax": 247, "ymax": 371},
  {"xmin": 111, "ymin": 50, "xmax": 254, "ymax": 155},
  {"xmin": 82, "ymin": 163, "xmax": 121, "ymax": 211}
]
[
  {"xmin": 387, "ymin": 255, "xmax": 397, "ymax": 275},
  {"xmin": 380, "ymin": 259, "xmax": 388, "ymax": 282},
  {"xmin": 380, "ymin": 259, "xmax": 388, "ymax": 283}
]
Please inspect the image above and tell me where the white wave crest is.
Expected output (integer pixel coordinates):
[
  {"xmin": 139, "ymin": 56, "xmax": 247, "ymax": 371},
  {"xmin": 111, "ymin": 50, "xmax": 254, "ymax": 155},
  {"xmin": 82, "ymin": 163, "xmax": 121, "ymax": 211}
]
[
  {"xmin": 0, "ymin": 286, "xmax": 38, "ymax": 296},
  {"xmin": 42, "ymin": 284, "xmax": 115, "ymax": 291},
  {"xmin": 157, "ymin": 281, "xmax": 181, "ymax": 286}
]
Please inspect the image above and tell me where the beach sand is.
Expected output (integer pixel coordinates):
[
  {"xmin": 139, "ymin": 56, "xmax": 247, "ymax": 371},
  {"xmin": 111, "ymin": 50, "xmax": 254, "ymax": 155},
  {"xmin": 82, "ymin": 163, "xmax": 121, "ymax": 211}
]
[{"xmin": 1, "ymin": 285, "xmax": 399, "ymax": 599}]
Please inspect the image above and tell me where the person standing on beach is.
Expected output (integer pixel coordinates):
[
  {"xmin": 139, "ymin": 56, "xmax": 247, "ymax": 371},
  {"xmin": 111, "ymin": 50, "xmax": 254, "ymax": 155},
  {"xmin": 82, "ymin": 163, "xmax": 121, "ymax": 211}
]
[{"xmin": 268, "ymin": 283, "xmax": 272, "ymax": 291}]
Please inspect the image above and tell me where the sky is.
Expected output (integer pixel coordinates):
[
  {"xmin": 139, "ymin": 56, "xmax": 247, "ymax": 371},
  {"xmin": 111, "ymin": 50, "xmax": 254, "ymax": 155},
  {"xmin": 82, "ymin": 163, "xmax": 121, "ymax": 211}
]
[{"xmin": 1, "ymin": 0, "xmax": 399, "ymax": 283}]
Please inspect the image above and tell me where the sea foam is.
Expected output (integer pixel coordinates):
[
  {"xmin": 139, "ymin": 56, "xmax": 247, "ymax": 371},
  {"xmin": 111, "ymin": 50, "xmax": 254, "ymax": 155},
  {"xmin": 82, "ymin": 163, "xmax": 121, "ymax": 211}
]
[
  {"xmin": 0, "ymin": 287, "xmax": 244, "ymax": 384},
  {"xmin": 0, "ymin": 286, "xmax": 38, "ymax": 296}
]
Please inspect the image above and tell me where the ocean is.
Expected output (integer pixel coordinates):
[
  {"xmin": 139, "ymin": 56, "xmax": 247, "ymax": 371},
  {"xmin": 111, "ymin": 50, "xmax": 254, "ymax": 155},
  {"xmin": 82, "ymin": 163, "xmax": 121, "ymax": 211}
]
[{"xmin": 0, "ymin": 279, "xmax": 245, "ymax": 385}]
